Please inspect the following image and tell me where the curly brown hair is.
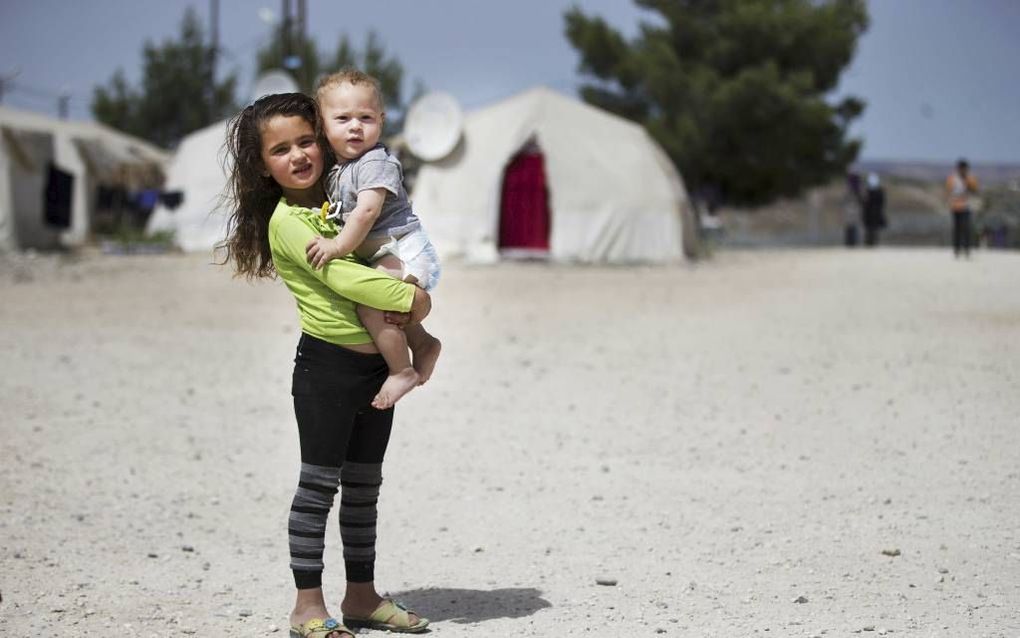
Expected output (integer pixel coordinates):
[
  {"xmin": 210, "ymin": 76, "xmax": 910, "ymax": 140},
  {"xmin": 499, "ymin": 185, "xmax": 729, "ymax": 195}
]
[
  {"xmin": 218, "ymin": 92, "xmax": 329, "ymax": 279},
  {"xmin": 316, "ymin": 68, "xmax": 385, "ymax": 112}
]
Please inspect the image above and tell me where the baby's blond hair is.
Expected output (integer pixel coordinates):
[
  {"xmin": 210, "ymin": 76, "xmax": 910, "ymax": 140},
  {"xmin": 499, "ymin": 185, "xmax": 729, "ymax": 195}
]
[{"xmin": 316, "ymin": 69, "xmax": 385, "ymax": 112}]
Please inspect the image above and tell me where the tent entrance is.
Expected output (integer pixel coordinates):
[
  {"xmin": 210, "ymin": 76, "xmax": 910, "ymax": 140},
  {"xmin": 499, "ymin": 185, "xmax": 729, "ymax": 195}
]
[{"xmin": 498, "ymin": 145, "xmax": 550, "ymax": 257}]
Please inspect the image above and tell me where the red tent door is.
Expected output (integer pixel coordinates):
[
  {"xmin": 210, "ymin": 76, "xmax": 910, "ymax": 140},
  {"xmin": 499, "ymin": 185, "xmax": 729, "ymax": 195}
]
[{"xmin": 498, "ymin": 150, "xmax": 550, "ymax": 254}]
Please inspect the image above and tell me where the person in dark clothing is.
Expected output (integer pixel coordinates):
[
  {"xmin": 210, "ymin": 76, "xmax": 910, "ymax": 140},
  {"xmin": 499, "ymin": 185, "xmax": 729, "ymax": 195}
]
[
  {"xmin": 843, "ymin": 172, "xmax": 863, "ymax": 246},
  {"xmin": 946, "ymin": 159, "xmax": 979, "ymax": 258},
  {"xmin": 862, "ymin": 173, "xmax": 887, "ymax": 247}
]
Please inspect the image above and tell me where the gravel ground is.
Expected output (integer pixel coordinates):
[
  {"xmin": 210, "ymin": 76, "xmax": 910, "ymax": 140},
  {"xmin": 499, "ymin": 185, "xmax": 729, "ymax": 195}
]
[{"xmin": 1, "ymin": 248, "xmax": 1018, "ymax": 637}]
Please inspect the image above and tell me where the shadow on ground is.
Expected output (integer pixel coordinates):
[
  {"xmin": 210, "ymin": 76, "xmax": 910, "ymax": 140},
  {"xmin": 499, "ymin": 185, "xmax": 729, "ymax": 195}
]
[{"xmin": 385, "ymin": 587, "xmax": 551, "ymax": 624}]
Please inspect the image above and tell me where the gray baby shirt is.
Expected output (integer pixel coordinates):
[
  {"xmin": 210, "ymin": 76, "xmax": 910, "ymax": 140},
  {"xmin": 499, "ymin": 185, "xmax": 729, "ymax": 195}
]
[{"xmin": 324, "ymin": 144, "xmax": 421, "ymax": 240}]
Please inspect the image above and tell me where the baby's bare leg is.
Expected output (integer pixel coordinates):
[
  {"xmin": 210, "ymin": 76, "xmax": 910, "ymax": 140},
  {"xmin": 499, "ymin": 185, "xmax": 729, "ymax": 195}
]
[
  {"xmin": 391, "ymin": 269, "xmax": 442, "ymax": 385},
  {"xmin": 370, "ymin": 254, "xmax": 442, "ymax": 385},
  {"xmin": 356, "ymin": 304, "xmax": 419, "ymax": 410},
  {"xmin": 404, "ymin": 323, "xmax": 441, "ymax": 386}
]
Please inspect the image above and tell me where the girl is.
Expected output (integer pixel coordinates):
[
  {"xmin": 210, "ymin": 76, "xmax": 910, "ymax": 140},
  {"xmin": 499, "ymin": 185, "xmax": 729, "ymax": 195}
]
[{"xmin": 220, "ymin": 93, "xmax": 430, "ymax": 637}]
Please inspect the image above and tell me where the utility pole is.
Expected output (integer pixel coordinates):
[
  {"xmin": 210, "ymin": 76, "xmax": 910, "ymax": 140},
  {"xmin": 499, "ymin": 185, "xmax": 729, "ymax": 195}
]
[
  {"xmin": 282, "ymin": 0, "xmax": 292, "ymax": 67},
  {"xmin": 58, "ymin": 93, "xmax": 70, "ymax": 119},
  {"xmin": 208, "ymin": 0, "xmax": 220, "ymax": 115},
  {"xmin": 280, "ymin": 0, "xmax": 303, "ymax": 72}
]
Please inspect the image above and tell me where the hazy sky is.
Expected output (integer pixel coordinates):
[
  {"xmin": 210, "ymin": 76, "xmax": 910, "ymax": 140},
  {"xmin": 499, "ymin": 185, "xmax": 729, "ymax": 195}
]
[{"xmin": 1, "ymin": 0, "xmax": 1018, "ymax": 163}]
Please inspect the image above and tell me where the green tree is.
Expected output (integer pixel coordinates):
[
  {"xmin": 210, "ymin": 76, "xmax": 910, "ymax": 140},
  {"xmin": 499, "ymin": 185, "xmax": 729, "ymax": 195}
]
[
  {"xmin": 92, "ymin": 7, "xmax": 237, "ymax": 148},
  {"xmin": 256, "ymin": 30, "xmax": 410, "ymax": 128},
  {"xmin": 565, "ymin": 0, "xmax": 869, "ymax": 206}
]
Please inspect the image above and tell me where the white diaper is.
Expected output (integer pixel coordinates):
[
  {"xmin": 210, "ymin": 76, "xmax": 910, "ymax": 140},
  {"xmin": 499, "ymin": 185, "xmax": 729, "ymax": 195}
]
[{"xmin": 369, "ymin": 227, "xmax": 441, "ymax": 292}]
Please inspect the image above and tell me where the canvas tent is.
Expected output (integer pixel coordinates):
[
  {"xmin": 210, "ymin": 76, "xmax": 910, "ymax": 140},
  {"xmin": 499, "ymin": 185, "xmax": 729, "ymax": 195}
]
[
  {"xmin": 411, "ymin": 87, "xmax": 697, "ymax": 263},
  {"xmin": 146, "ymin": 87, "xmax": 698, "ymax": 261},
  {"xmin": 145, "ymin": 119, "xmax": 232, "ymax": 252},
  {"xmin": 0, "ymin": 106, "xmax": 167, "ymax": 252}
]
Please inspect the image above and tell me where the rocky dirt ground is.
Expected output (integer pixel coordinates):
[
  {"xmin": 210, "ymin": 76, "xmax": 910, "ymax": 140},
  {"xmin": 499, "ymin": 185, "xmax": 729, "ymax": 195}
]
[{"xmin": 1, "ymin": 248, "xmax": 1018, "ymax": 637}]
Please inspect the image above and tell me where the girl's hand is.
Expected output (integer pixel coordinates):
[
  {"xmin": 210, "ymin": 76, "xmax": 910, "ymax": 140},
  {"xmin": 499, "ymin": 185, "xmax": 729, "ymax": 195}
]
[
  {"xmin": 384, "ymin": 287, "xmax": 432, "ymax": 326},
  {"xmin": 384, "ymin": 311, "xmax": 411, "ymax": 326},
  {"xmin": 305, "ymin": 236, "xmax": 339, "ymax": 270}
]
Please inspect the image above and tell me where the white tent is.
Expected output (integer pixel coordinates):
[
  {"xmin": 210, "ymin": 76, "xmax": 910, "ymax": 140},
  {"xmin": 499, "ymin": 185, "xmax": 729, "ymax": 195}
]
[
  {"xmin": 411, "ymin": 86, "xmax": 698, "ymax": 263},
  {"xmin": 0, "ymin": 106, "xmax": 167, "ymax": 252},
  {"xmin": 0, "ymin": 123, "xmax": 55, "ymax": 251},
  {"xmin": 145, "ymin": 119, "xmax": 232, "ymax": 253}
]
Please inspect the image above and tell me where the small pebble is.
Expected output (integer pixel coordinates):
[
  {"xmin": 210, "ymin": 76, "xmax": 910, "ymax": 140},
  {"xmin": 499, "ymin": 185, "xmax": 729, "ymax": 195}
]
[
  {"xmin": 238, "ymin": 609, "xmax": 252, "ymax": 617},
  {"xmin": 595, "ymin": 577, "xmax": 618, "ymax": 586},
  {"xmin": 881, "ymin": 549, "xmax": 901, "ymax": 557},
  {"xmin": 792, "ymin": 595, "xmax": 809, "ymax": 604}
]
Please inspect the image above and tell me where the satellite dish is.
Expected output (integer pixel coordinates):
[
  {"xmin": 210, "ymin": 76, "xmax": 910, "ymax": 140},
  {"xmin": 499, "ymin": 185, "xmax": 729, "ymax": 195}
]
[
  {"xmin": 404, "ymin": 91, "xmax": 464, "ymax": 161},
  {"xmin": 250, "ymin": 70, "xmax": 299, "ymax": 103}
]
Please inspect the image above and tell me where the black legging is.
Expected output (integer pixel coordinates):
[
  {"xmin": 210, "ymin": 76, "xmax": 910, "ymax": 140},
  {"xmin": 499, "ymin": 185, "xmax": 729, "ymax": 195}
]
[
  {"xmin": 288, "ymin": 332, "xmax": 394, "ymax": 589},
  {"xmin": 953, "ymin": 210, "xmax": 972, "ymax": 256}
]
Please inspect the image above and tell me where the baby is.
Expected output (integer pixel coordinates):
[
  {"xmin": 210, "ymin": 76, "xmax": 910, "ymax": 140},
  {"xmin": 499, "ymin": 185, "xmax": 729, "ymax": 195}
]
[{"xmin": 306, "ymin": 69, "xmax": 441, "ymax": 410}]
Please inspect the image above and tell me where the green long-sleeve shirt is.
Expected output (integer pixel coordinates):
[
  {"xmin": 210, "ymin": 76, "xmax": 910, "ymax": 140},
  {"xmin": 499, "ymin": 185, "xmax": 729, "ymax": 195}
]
[{"xmin": 268, "ymin": 197, "xmax": 415, "ymax": 346}]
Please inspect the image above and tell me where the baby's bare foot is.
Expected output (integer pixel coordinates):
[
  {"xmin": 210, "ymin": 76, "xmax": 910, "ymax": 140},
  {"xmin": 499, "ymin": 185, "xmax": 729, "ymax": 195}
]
[
  {"xmin": 372, "ymin": 368, "xmax": 420, "ymax": 410},
  {"xmin": 411, "ymin": 335, "xmax": 442, "ymax": 386}
]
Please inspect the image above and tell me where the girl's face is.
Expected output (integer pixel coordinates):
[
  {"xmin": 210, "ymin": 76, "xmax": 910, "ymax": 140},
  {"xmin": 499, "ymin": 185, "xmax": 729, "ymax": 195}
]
[{"xmin": 259, "ymin": 115, "xmax": 324, "ymax": 197}]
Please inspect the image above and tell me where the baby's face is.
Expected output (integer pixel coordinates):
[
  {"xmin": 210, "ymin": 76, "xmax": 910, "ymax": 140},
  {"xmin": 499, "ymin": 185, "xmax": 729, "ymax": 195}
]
[{"xmin": 319, "ymin": 82, "xmax": 384, "ymax": 161}]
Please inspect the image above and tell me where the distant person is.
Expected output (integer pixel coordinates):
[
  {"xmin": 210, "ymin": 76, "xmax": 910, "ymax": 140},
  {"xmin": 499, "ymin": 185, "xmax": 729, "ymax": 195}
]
[
  {"xmin": 843, "ymin": 172, "xmax": 863, "ymax": 246},
  {"xmin": 946, "ymin": 158, "xmax": 979, "ymax": 258},
  {"xmin": 305, "ymin": 69, "xmax": 442, "ymax": 410},
  {"xmin": 697, "ymin": 182, "xmax": 724, "ymax": 241},
  {"xmin": 220, "ymin": 93, "xmax": 431, "ymax": 638},
  {"xmin": 862, "ymin": 172, "xmax": 886, "ymax": 247}
]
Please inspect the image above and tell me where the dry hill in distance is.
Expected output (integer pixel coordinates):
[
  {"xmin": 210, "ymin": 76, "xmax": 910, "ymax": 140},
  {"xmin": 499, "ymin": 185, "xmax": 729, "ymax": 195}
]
[
  {"xmin": 857, "ymin": 159, "xmax": 1020, "ymax": 186},
  {"xmin": 715, "ymin": 160, "xmax": 1020, "ymax": 249}
]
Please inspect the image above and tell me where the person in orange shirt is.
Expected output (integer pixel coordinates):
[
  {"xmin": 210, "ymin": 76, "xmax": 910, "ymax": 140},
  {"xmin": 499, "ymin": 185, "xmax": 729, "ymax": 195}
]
[{"xmin": 945, "ymin": 158, "xmax": 979, "ymax": 258}]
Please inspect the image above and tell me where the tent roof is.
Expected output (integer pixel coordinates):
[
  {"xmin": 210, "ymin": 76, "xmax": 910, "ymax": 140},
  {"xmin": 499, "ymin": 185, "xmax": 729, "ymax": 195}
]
[{"xmin": 0, "ymin": 106, "xmax": 168, "ymax": 183}]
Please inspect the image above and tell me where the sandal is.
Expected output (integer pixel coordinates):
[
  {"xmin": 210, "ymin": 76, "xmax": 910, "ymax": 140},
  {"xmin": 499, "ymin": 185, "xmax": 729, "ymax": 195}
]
[
  {"xmin": 290, "ymin": 617, "xmax": 354, "ymax": 638},
  {"xmin": 343, "ymin": 599, "xmax": 429, "ymax": 633}
]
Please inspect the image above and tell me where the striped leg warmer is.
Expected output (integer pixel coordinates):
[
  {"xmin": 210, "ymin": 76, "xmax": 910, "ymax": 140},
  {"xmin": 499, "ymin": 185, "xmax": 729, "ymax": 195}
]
[
  {"xmin": 339, "ymin": 461, "xmax": 383, "ymax": 582},
  {"xmin": 289, "ymin": 463, "xmax": 341, "ymax": 588}
]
